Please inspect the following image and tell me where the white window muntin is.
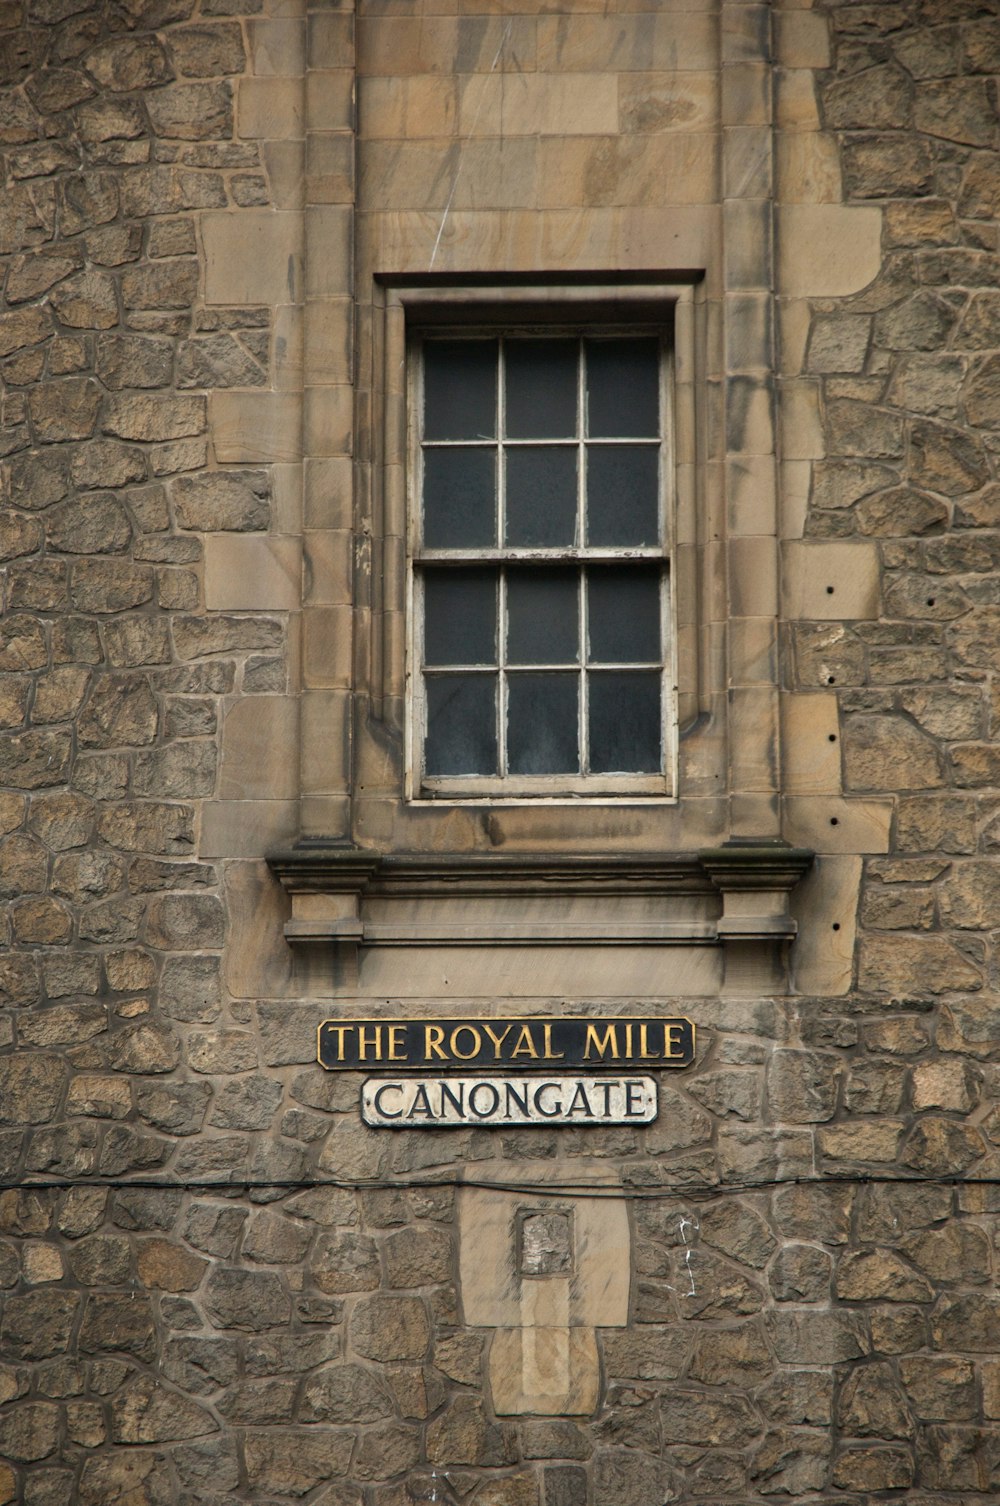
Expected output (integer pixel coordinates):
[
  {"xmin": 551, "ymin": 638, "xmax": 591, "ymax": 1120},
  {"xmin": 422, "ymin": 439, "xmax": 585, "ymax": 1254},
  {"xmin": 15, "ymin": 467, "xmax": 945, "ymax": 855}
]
[{"xmin": 407, "ymin": 326, "xmax": 676, "ymax": 801}]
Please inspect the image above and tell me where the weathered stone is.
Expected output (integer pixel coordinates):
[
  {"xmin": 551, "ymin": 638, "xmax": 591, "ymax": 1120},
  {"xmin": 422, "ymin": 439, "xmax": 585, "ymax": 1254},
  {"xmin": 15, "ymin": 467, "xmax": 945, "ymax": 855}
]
[
  {"xmin": 161, "ymin": 1335, "xmax": 239, "ymax": 1397},
  {"xmin": 86, "ymin": 36, "xmax": 173, "ymax": 91},
  {"xmin": 915, "ymin": 75, "xmax": 995, "ymax": 145},
  {"xmin": 758, "ymin": 1369, "xmax": 833, "ymax": 1428},
  {"xmin": 0, "ymin": 833, "xmax": 46, "ymax": 898},
  {"xmin": 750, "ymin": 1429, "xmax": 828, "ymax": 1496},
  {"xmin": 0, "ymin": 1402, "xmax": 59, "ymax": 1463},
  {"xmin": 146, "ymin": 81, "xmax": 232, "ymax": 140},
  {"xmin": 159, "ymin": 954, "xmax": 221, "ymax": 1023},
  {"xmin": 70, "ymin": 439, "xmax": 146, "ymax": 491},
  {"xmin": 0, "ymin": 1291, "xmax": 77, "ymax": 1360},
  {"xmin": 20, "ymin": 1001, "xmax": 108, "ymax": 1046},
  {"xmin": 106, "ymin": 1021, "xmax": 180, "ymax": 1074},
  {"xmin": 145, "ymin": 893, "xmax": 225, "ymax": 949},
  {"xmin": 688, "ymin": 1318, "xmax": 774, "ymax": 1386},
  {"xmin": 592, "ymin": 1449, "xmax": 677, "ymax": 1506},
  {"xmin": 48, "ymin": 270, "xmax": 118, "ymax": 330},
  {"xmin": 80, "ymin": 1293, "xmax": 156, "ymax": 1362},
  {"xmin": 910, "ymin": 419, "xmax": 989, "ymax": 494},
  {"xmin": 832, "ymin": 1445, "xmax": 913, "ymax": 1492},
  {"xmin": 177, "ymin": 334, "xmax": 266, "ymax": 388},
  {"xmin": 207, "ymin": 1076, "xmax": 282, "ymax": 1131},
  {"xmin": 843, "ymin": 714, "xmax": 944, "ymax": 791},
  {"xmin": 859, "ymin": 934, "xmax": 983, "ymax": 995},
  {"xmin": 204, "ymin": 1268, "xmax": 291, "ymax": 1331},
  {"xmin": 901, "ymin": 1117, "xmax": 985, "ymax": 1175},
  {"xmin": 96, "ymin": 334, "xmax": 173, "ymax": 390},
  {"xmin": 837, "ymin": 1360, "xmax": 911, "ymax": 1440},
  {"xmin": 351, "ymin": 1293, "xmax": 431, "ymax": 1362},
  {"xmin": 29, "ymin": 379, "xmax": 101, "ymax": 443},
  {"xmin": 427, "ymin": 1396, "xmax": 516, "ymax": 1467},
  {"xmin": 132, "ymin": 741, "xmax": 217, "ymax": 796},
  {"xmin": 766, "ymin": 1308, "xmax": 868, "ymax": 1364},
  {"xmin": 697, "ymin": 1200, "xmax": 776, "ymax": 1269},
  {"xmin": 244, "ymin": 1430, "xmax": 353, "ymax": 1499},
  {"xmin": 300, "ymin": 1362, "xmax": 394, "ymax": 1424},
  {"xmin": 766, "ymin": 1049, "xmax": 839, "ymax": 1122},
  {"xmin": 855, "ymin": 487, "xmax": 947, "ymax": 536},
  {"xmin": 311, "ymin": 1231, "xmax": 380, "ymax": 1294},
  {"xmin": 0, "ymin": 1055, "xmax": 65, "ymax": 1126},
  {"xmin": 72, "ymin": 559, "xmax": 154, "ymax": 613},
  {"xmin": 0, "ymin": 305, "xmax": 50, "ymax": 358},
  {"xmin": 78, "ymin": 675, "xmax": 158, "ymax": 748},
  {"xmin": 169, "ymin": 22, "xmax": 245, "ymax": 75},
  {"xmin": 824, "ymin": 65, "xmax": 910, "ymax": 129},
  {"xmin": 768, "ymin": 1242, "xmax": 831, "ymax": 1302},
  {"xmin": 875, "ymin": 290, "xmax": 956, "ymax": 350},
  {"xmin": 901, "ymin": 1356, "xmax": 977, "ymax": 1421},
  {"xmin": 135, "ymin": 1237, "xmax": 208, "ymax": 1293},
  {"xmin": 836, "ymin": 1248, "xmax": 934, "ymax": 1303},
  {"xmin": 68, "ymin": 1234, "xmax": 131, "ymax": 1286},
  {"xmin": 104, "ymin": 394, "xmax": 205, "ymax": 442},
  {"xmin": 111, "ymin": 1375, "xmax": 217, "ymax": 1443},
  {"xmin": 844, "ymin": 134, "xmax": 933, "ymax": 198},
  {"xmin": 189, "ymin": 1029, "xmax": 256, "ymax": 1074},
  {"xmin": 384, "ymin": 1226, "xmax": 451, "ymax": 1287},
  {"xmin": 172, "ymin": 470, "xmax": 271, "ymax": 531}
]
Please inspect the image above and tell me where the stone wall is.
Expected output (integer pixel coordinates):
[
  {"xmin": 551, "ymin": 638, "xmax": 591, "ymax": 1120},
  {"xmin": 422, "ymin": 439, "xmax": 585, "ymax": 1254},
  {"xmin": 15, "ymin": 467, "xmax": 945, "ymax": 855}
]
[{"xmin": 2, "ymin": 1, "xmax": 1000, "ymax": 1505}]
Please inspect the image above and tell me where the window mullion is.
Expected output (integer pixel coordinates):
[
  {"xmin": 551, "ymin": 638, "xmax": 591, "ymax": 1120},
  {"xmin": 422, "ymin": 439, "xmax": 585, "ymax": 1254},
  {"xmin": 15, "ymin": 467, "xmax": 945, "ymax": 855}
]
[{"xmin": 498, "ymin": 565, "xmax": 507, "ymax": 778}]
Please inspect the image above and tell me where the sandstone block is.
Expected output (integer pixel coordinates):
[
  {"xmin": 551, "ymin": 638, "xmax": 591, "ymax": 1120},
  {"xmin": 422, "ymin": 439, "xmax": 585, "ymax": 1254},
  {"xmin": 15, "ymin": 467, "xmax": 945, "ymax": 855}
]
[
  {"xmin": 843, "ymin": 713, "xmax": 944, "ymax": 791},
  {"xmin": 48, "ymin": 270, "xmax": 118, "ymax": 330},
  {"xmin": 427, "ymin": 1396, "xmax": 516, "ymax": 1467},
  {"xmin": 104, "ymin": 394, "xmax": 205, "ymax": 443},
  {"xmin": 351, "ymin": 1294, "xmax": 430, "ymax": 1363},
  {"xmin": 106, "ymin": 1021, "xmax": 180, "ymax": 1075},
  {"xmin": 243, "ymin": 1430, "xmax": 353, "ymax": 1498},
  {"xmin": 204, "ymin": 1268, "xmax": 291, "ymax": 1332},
  {"xmin": 300, "ymin": 1363, "xmax": 393, "ymax": 1425},
  {"xmin": 147, "ymin": 81, "xmax": 232, "ymax": 140},
  {"xmin": 145, "ymin": 893, "xmax": 225, "ymax": 950},
  {"xmin": 832, "ymin": 1445, "xmax": 913, "ymax": 1492},
  {"xmin": 173, "ymin": 470, "xmax": 270, "ymax": 531},
  {"xmin": 71, "ymin": 559, "xmax": 153, "ymax": 613},
  {"xmin": 29, "ymin": 379, "xmax": 101, "ymax": 442},
  {"xmin": 310, "ymin": 1231, "xmax": 379, "ymax": 1295},
  {"xmin": 111, "ymin": 1375, "xmax": 217, "ymax": 1443}
]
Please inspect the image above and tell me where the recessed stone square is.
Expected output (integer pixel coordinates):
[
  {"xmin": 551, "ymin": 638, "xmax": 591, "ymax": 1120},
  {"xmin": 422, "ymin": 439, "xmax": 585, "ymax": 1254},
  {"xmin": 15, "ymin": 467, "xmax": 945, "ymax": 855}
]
[{"xmin": 518, "ymin": 1210, "xmax": 574, "ymax": 1278}]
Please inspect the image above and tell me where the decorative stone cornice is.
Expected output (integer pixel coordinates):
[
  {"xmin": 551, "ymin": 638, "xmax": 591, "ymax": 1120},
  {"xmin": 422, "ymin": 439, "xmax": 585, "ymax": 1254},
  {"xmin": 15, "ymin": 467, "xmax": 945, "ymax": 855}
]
[{"xmin": 267, "ymin": 839, "xmax": 814, "ymax": 950}]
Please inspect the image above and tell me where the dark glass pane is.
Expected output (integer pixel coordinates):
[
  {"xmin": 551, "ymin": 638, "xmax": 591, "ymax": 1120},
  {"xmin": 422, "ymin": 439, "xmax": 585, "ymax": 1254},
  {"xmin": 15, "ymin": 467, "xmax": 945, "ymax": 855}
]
[
  {"xmin": 508, "ymin": 673, "xmax": 579, "ymax": 774},
  {"xmin": 423, "ymin": 339, "xmax": 497, "ymax": 440},
  {"xmin": 585, "ymin": 337, "xmax": 660, "ymax": 438},
  {"xmin": 423, "ymin": 446, "xmax": 496, "ymax": 548},
  {"xmin": 588, "ymin": 564, "xmax": 660, "ymax": 663},
  {"xmin": 586, "ymin": 445, "xmax": 659, "ymax": 547},
  {"xmin": 589, "ymin": 671, "xmax": 661, "ymax": 773},
  {"xmin": 425, "ymin": 674, "xmax": 497, "ymax": 775},
  {"xmin": 507, "ymin": 567, "xmax": 578, "ymax": 665},
  {"xmin": 505, "ymin": 339, "xmax": 578, "ymax": 438},
  {"xmin": 505, "ymin": 446, "xmax": 577, "ymax": 547},
  {"xmin": 424, "ymin": 568, "xmax": 497, "ymax": 666}
]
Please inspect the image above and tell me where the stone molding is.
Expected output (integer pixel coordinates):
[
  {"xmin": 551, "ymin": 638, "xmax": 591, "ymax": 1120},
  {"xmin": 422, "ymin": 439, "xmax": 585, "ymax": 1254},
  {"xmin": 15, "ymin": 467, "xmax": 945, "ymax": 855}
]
[{"xmin": 268, "ymin": 838, "xmax": 814, "ymax": 954}]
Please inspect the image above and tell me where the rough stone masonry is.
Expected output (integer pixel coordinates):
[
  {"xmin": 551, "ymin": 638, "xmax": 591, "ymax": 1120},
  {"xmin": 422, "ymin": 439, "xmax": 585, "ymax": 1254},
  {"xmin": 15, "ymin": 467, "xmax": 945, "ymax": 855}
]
[{"xmin": 4, "ymin": 1, "xmax": 1000, "ymax": 1505}]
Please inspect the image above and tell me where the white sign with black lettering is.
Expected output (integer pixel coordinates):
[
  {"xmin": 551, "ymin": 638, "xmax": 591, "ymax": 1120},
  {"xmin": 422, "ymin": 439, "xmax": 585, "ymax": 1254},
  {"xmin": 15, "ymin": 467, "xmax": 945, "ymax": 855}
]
[{"xmin": 361, "ymin": 1075, "xmax": 658, "ymax": 1128}]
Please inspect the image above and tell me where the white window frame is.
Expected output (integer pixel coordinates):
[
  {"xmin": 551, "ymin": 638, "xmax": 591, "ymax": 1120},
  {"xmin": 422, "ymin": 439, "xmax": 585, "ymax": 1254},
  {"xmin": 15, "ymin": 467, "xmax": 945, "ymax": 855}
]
[{"xmin": 405, "ymin": 318, "xmax": 679, "ymax": 804}]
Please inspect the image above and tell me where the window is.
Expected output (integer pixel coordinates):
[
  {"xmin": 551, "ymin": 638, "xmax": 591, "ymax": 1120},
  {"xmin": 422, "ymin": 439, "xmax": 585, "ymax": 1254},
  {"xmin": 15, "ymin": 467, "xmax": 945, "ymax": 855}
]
[{"xmin": 408, "ymin": 328, "xmax": 675, "ymax": 800}]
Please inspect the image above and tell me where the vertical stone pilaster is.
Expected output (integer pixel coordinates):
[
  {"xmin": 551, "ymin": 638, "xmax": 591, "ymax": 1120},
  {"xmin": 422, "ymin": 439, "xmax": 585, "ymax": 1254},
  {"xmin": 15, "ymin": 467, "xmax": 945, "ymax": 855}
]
[
  {"xmin": 300, "ymin": 0, "xmax": 356, "ymax": 840},
  {"xmin": 721, "ymin": 0, "xmax": 782, "ymax": 840}
]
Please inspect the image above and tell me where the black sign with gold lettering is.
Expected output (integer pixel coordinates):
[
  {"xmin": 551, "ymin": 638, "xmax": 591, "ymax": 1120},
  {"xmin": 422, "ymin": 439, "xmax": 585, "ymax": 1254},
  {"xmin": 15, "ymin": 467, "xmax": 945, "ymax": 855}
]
[{"xmin": 318, "ymin": 1016, "xmax": 695, "ymax": 1072}]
